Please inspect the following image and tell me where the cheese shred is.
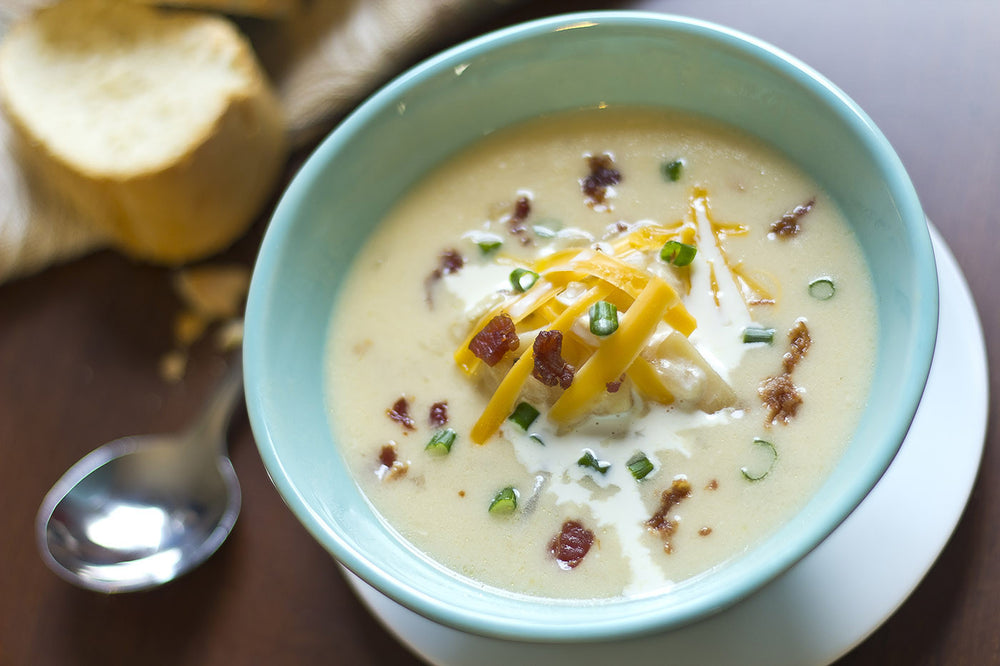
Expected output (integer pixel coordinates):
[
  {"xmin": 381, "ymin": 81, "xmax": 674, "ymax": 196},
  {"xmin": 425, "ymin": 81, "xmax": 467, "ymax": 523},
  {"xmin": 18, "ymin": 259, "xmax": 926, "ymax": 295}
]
[{"xmin": 460, "ymin": 188, "xmax": 762, "ymax": 443}]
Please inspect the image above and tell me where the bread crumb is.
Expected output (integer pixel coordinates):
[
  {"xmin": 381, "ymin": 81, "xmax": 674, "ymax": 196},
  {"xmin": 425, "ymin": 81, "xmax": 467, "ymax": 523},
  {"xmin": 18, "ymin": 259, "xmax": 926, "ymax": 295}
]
[
  {"xmin": 159, "ymin": 349, "xmax": 188, "ymax": 384},
  {"xmin": 214, "ymin": 318, "xmax": 244, "ymax": 351},
  {"xmin": 173, "ymin": 264, "xmax": 250, "ymax": 319},
  {"xmin": 158, "ymin": 262, "xmax": 249, "ymax": 382},
  {"xmin": 174, "ymin": 310, "xmax": 208, "ymax": 346}
]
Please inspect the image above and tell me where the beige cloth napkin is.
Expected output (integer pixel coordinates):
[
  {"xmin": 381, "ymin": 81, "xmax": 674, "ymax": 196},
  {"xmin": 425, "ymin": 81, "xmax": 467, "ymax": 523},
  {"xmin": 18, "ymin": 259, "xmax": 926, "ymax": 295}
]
[{"xmin": 0, "ymin": 0, "xmax": 516, "ymax": 283}]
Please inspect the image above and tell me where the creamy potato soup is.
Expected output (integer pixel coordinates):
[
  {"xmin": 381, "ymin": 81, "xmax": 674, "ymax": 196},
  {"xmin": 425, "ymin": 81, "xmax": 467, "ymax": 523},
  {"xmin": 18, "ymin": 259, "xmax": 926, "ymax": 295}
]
[{"xmin": 326, "ymin": 108, "xmax": 876, "ymax": 599}]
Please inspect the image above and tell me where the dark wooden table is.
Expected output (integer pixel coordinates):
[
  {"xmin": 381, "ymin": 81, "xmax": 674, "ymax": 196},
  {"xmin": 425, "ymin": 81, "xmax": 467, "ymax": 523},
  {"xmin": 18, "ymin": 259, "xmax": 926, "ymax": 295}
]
[{"xmin": 3, "ymin": 1, "xmax": 996, "ymax": 664}]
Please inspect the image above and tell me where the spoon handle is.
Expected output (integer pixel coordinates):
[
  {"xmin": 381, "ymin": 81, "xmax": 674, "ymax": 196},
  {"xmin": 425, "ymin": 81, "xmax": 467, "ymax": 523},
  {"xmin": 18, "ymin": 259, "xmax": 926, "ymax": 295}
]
[{"xmin": 186, "ymin": 354, "xmax": 244, "ymax": 454}]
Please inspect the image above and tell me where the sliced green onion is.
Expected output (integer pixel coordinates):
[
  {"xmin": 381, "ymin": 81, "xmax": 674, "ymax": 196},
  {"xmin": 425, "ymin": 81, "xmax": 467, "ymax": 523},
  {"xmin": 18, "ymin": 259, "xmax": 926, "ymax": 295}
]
[
  {"xmin": 529, "ymin": 433, "xmax": 546, "ymax": 446},
  {"xmin": 425, "ymin": 428, "xmax": 456, "ymax": 455},
  {"xmin": 659, "ymin": 240, "xmax": 697, "ymax": 267},
  {"xmin": 508, "ymin": 402, "xmax": 540, "ymax": 430},
  {"xmin": 488, "ymin": 486, "xmax": 518, "ymax": 514},
  {"xmin": 577, "ymin": 449, "xmax": 611, "ymax": 475},
  {"xmin": 588, "ymin": 300, "xmax": 619, "ymax": 337},
  {"xmin": 477, "ymin": 238, "xmax": 502, "ymax": 254},
  {"xmin": 510, "ymin": 267, "xmax": 540, "ymax": 292},
  {"xmin": 626, "ymin": 452, "xmax": 654, "ymax": 480},
  {"xmin": 467, "ymin": 231, "xmax": 503, "ymax": 254},
  {"xmin": 741, "ymin": 437, "xmax": 778, "ymax": 481},
  {"xmin": 808, "ymin": 277, "xmax": 836, "ymax": 300},
  {"xmin": 742, "ymin": 327, "xmax": 776, "ymax": 344},
  {"xmin": 661, "ymin": 158, "xmax": 685, "ymax": 182}
]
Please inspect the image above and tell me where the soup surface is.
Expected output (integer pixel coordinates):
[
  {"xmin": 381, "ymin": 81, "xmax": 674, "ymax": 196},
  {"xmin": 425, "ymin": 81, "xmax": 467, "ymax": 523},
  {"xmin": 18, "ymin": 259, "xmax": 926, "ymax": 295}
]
[{"xmin": 326, "ymin": 108, "xmax": 876, "ymax": 599}]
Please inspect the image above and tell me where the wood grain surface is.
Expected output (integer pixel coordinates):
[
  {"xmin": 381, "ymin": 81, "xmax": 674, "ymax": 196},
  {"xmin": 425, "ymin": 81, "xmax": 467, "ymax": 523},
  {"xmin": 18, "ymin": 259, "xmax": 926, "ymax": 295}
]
[{"xmin": 2, "ymin": 1, "xmax": 996, "ymax": 664}]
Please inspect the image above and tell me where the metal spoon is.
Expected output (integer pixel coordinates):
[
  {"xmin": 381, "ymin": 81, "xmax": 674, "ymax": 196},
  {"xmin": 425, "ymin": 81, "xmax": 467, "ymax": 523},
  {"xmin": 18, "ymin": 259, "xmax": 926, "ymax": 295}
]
[{"xmin": 36, "ymin": 357, "xmax": 243, "ymax": 593}]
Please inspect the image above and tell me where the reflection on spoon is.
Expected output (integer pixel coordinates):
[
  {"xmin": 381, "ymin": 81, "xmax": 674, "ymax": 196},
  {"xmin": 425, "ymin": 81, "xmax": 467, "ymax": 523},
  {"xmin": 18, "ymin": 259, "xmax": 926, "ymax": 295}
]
[{"xmin": 36, "ymin": 357, "xmax": 243, "ymax": 593}]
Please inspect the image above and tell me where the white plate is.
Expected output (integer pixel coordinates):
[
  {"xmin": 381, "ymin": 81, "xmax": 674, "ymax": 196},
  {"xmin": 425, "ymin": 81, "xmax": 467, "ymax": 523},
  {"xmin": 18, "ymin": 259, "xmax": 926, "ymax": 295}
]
[{"xmin": 344, "ymin": 223, "xmax": 988, "ymax": 666}]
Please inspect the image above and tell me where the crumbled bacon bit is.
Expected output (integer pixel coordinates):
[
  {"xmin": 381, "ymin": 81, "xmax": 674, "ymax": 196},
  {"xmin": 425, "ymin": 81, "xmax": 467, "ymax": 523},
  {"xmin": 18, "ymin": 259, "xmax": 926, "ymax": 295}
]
[
  {"xmin": 706, "ymin": 479, "xmax": 719, "ymax": 491},
  {"xmin": 438, "ymin": 248, "xmax": 464, "ymax": 274},
  {"xmin": 429, "ymin": 401, "xmax": 448, "ymax": 427},
  {"xmin": 606, "ymin": 373, "xmax": 626, "ymax": 393},
  {"xmin": 424, "ymin": 248, "xmax": 465, "ymax": 306},
  {"xmin": 760, "ymin": 320, "xmax": 812, "ymax": 424},
  {"xmin": 469, "ymin": 313, "xmax": 520, "ymax": 366},
  {"xmin": 581, "ymin": 153, "xmax": 621, "ymax": 207},
  {"xmin": 549, "ymin": 520, "xmax": 595, "ymax": 570},
  {"xmin": 387, "ymin": 396, "xmax": 415, "ymax": 430},
  {"xmin": 532, "ymin": 330, "xmax": 575, "ymax": 389},
  {"xmin": 507, "ymin": 195, "xmax": 533, "ymax": 243},
  {"xmin": 758, "ymin": 373, "xmax": 803, "ymax": 424},
  {"xmin": 458, "ymin": 490, "xmax": 466, "ymax": 497},
  {"xmin": 782, "ymin": 319, "xmax": 812, "ymax": 373},
  {"xmin": 376, "ymin": 442, "xmax": 408, "ymax": 480},
  {"xmin": 770, "ymin": 198, "xmax": 815, "ymax": 237},
  {"xmin": 378, "ymin": 444, "xmax": 397, "ymax": 468},
  {"xmin": 699, "ymin": 527, "xmax": 713, "ymax": 536},
  {"xmin": 646, "ymin": 478, "xmax": 693, "ymax": 539}
]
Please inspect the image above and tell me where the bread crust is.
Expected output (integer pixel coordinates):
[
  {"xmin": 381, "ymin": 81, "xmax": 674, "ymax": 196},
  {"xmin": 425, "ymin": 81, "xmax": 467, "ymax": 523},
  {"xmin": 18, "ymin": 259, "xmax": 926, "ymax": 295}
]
[{"xmin": 0, "ymin": 0, "xmax": 287, "ymax": 264}]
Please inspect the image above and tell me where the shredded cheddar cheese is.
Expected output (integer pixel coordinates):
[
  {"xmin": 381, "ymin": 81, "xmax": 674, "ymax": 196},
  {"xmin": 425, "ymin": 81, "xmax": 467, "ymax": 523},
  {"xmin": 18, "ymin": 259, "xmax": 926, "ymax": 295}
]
[
  {"xmin": 548, "ymin": 277, "xmax": 675, "ymax": 424},
  {"xmin": 469, "ymin": 283, "xmax": 613, "ymax": 443},
  {"xmin": 459, "ymin": 187, "xmax": 767, "ymax": 444}
]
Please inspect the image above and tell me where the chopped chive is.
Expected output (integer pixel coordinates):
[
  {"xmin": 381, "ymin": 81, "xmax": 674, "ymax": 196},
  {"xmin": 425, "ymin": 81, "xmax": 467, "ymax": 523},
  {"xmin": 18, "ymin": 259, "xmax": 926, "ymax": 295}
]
[
  {"xmin": 529, "ymin": 433, "xmax": 546, "ymax": 446},
  {"xmin": 740, "ymin": 437, "xmax": 778, "ymax": 481},
  {"xmin": 626, "ymin": 452, "xmax": 654, "ymax": 480},
  {"xmin": 467, "ymin": 231, "xmax": 503, "ymax": 254},
  {"xmin": 742, "ymin": 327, "xmax": 776, "ymax": 344},
  {"xmin": 488, "ymin": 486, "xmax": 518, "ymax": 514},
  {"xmin": 477, "ymin": 238, "xmax": 502, "ymax": 254},
  {"xmin": 510, "ymin": 267, "xmax": 540, "ymax": 292},
  {"xmin": 588, "ymin": 300, "xmax": 619, "ymax": 336},
  {"xmin": 659, "ymin": 240, "xmax": 697, "ymax": 267},
  {"xmin": 661, "ymin": 158, "xmax": 685, "ymax": 182},
  {"xmin": 577, "ymin": 449, "xmax": 611, "ymax": 474},
  {"xmin": 532, "ymin": 225, "xmax": 557, "ymax": 239},
  {"xmin": 425, "ymin": 428, "xmax": 456, "ymax": 455},
  {"xmin": 808, "ymin": 277, "xmax": 836, "ymax": 300},
  {"xmin": 508, "ymin": 402, "xmax": 540, "ymax": 430}
]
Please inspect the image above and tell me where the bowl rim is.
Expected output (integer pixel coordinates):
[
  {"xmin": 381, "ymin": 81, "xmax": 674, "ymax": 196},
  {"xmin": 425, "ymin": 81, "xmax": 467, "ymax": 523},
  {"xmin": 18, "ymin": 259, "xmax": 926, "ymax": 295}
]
[{"xmin": 245, "ymin": 9, "xmax": 937, "ymax": 643}]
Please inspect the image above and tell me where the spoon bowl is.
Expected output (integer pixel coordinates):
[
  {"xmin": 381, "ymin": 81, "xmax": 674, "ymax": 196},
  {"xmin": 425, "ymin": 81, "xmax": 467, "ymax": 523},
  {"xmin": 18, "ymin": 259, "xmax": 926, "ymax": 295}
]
[{"xmin": 37, "ymin": 359, "xmax": 243, "ymax": 593}]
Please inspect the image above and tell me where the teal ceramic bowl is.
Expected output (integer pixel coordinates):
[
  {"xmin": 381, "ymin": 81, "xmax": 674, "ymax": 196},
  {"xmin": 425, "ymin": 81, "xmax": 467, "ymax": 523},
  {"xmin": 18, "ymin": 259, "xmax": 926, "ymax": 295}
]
[{"xmin": 245, "ymin": 11, "xmax": 937, "ymax": 642}]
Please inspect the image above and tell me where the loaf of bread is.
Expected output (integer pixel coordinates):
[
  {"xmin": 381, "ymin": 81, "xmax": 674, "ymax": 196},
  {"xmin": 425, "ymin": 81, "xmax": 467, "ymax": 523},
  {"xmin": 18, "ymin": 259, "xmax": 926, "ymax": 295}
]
[{"xmin": 0, "ymin": 0, "xmax": 287, "ymax": 265}]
